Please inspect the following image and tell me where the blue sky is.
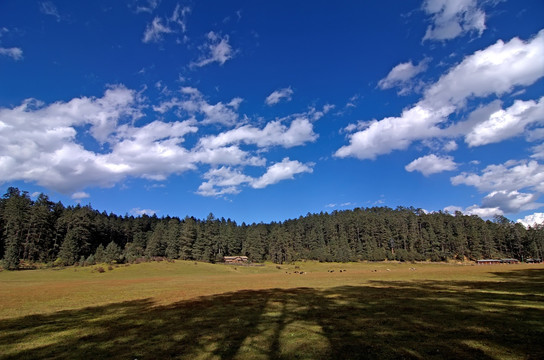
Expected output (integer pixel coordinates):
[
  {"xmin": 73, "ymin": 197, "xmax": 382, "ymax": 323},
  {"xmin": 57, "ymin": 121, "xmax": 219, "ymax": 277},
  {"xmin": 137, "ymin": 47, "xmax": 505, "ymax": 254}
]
[{"xmin": 0, "ymin": 0, "xmax": 543, "ymax": 225}]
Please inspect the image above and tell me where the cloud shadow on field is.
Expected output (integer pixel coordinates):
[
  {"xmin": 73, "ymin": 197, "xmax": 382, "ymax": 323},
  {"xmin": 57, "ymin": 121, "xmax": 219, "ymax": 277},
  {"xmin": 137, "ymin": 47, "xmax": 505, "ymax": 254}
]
[{"xmin": 0, "ymin": 269, "xmax": 543, "ymax": 359}]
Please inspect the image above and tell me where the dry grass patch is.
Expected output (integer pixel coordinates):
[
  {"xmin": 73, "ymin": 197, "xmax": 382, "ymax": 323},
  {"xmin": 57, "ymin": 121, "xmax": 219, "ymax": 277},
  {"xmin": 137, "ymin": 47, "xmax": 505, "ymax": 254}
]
[{"xmin": 0, "ymin": 262, "xmax": 543, "ymax": 359}]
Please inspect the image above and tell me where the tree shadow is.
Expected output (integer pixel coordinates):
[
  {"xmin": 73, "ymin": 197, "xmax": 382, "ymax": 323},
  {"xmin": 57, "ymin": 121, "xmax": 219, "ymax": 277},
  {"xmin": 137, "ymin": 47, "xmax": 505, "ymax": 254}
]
[{"xmin": 1, "ymin": 268, "xmax": 543, "ymax": 359}]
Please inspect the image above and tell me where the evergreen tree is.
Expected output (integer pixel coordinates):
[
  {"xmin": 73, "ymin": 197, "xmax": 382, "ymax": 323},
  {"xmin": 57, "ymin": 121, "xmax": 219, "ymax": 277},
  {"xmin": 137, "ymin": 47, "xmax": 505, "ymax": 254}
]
[
  {"xmin": 179, "ymin": 217, "xmax": 197, "ymax": 260},
  {"xmin": 104, "ymin": 241, "xmax": 122, "ymax": 263},
  {"xmin": 58, "ymin": 231, "xmax": 80, "ymax": 266},
  {"xmin": 94, "ymin": 244, "xmax": 105, "ymax": 263},
  {"xmin": 1, "ymin": 188, "xmax": 31, "ymax": 269}
]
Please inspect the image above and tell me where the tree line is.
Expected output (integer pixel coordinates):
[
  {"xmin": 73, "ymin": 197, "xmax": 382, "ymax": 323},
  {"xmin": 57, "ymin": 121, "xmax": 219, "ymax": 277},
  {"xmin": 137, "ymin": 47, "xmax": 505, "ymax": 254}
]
[{"xmin": 1, "ymin": 187, "xmax": 543, "ymax": 270}]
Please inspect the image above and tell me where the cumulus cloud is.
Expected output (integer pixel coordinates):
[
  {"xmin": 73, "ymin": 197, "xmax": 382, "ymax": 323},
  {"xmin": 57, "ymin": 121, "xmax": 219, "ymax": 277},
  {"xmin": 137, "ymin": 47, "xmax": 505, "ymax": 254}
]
[
  {"xmin": 336, "ymin": 30, "xmax": 544, "ymax": 160},
  {"xmin": 251, "ymin": 158, "xmax": 314, "ymax": 189},
  {"xmin": 131, "ymin": 207, "xmax": 157, "ymax": 216},
  {"xmin": 443, "ymin": 140, "xmax": 458, "ymax": 152},
  {"xmin": 451, "ymin": 160, "xmax": 544, "ymax": 194},
  {"xmin": 0, "ymin": 85, "xmax": 320, "ymax": 197},
  {"xmin": 197, "ymin": 158, "xmax": 314, "ymax": 196},
  {"xmin": 71, "ymin": 191, "xmax": 90, "ymax": 200},
  {"xmin": 517, "ymin": 212, "xmax": 544, "ymax": 228},
  {"xmin": 197, "ymin": 116, "xmax": 318, "ymax": 150},
  {"xmin": 422, "ymin": 0, "xmax": 486, "ymax": 41},
  {"xmin": 0, "ymin": 86, "xmax": 198, "ymax": 193},
  {"xmin": 191, "ymin": 32, "xmax": 234, "ymax": 67},
  {"xmin": 197, "ymin": 166, "xmax": 253, "ymax": 196},
  {"xmin": 0, "ymin": 47, "xmax": 23, "ymax": 60},
  {"xmin": 531, "ymin": 143, "xmax": 544, "ymax": 159},
  {"xmin": 405, "ymin": 154, "xmax": 457, "ymax": 176},
  {"xmin": 481, "ymin": 190, "xmax": 542, "ymax": 214},
  {"xmin": 378, "ymin": 59, "xmax": 429, "ymax": 94},
  {"xmin": 444, "ymin": 204, "xmax": 502, "ymax": 218},
  {"xmin": 265, "ymin": 87, "xmax": 294, "ymax": 106},
  {"xmin": 451, "ymin": 160, "xmax": 544, "ymax": 215},
  {"xmin": 465, "ymin": 97, "xmax": 544, "ymax": 146},
  {"xmin": 154, "ymin": 87, "xmax": 242, "ymax": 127}
]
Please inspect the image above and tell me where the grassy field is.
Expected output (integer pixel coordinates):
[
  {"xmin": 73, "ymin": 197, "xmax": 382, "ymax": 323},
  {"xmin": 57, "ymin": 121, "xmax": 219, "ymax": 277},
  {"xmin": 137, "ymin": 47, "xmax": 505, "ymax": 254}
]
[{"xmin": 0, "ymin": 261, "xmax": 543, "ymax": 359}]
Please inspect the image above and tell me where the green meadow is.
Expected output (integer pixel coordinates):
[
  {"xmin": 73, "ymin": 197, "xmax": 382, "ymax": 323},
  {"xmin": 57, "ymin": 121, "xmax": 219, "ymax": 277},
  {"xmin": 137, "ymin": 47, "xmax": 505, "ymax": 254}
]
[{"xmin": 1, "ymin": 261, "xmax": 543, "ymax": 359}]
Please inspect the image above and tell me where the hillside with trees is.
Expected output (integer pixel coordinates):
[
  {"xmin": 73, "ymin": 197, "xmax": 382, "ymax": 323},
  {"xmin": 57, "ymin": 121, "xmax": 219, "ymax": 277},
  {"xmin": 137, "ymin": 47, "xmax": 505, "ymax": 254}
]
[{"xmin": 1, "ymin": 187, "xmax": 543, "ymax": 270}]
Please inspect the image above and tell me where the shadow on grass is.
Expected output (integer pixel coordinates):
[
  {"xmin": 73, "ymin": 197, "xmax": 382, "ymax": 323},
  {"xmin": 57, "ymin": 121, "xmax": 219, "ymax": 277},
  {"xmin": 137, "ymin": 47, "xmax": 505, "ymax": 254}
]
[{"xmin": 0, "ymin": 269, "xmax": 543, "ymax": 359}]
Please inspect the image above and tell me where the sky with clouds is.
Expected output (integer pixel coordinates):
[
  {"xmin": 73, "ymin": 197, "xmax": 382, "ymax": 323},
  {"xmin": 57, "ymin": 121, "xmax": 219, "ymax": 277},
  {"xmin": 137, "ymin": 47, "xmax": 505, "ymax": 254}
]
[{"xmin": 0, "ymin": 0, "xmax": 543, "ymax": 225}]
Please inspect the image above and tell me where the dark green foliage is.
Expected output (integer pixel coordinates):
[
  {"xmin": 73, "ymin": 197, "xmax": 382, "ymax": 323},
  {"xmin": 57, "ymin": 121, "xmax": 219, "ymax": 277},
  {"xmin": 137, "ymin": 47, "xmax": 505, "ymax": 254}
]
[
  {"xmin": 94, "ymin": 244, "xmax": 105, "ymax": 263},
  {"xmin": 104, "ymin": 241, "xmax": 122, "ymax": 263},
  {"xmin": 1, "ymin": 188, "xmax": 544, "ymax": 269},
  {"xmin": 57, "ymin": 231, "xmax": 80, "ymax": 266}
]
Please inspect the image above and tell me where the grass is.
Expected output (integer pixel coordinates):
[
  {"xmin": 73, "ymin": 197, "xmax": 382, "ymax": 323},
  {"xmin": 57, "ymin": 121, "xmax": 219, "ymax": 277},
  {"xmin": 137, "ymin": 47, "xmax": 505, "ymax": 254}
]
[{"xmin": 0, "ymin": 261, "xmax": 543, "ymax": 359}]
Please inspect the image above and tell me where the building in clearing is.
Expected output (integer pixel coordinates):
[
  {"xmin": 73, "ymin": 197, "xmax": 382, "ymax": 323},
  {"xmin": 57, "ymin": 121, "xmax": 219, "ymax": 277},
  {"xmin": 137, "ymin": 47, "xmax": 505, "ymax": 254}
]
[
  {"xmin": 476, "ymin": 259, "xmax": 501, "ymax": 265},
  {"xmin": 223, "ymin": 256, "xmax": 249, "ymax": 264},
  {"xmin": 476, "ymin": 259, "xmax": 520, "ymax": 265},
  {"xmin": 500, "ymin": 258, "xmax": 519, "ymax": 264}
]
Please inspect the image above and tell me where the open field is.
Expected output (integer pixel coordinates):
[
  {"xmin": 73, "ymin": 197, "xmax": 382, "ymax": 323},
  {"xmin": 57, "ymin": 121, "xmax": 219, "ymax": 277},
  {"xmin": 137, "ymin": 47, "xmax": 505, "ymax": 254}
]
[{"xmin": 1, "ymin": 261, "xmax": 543, "ymax": 359}]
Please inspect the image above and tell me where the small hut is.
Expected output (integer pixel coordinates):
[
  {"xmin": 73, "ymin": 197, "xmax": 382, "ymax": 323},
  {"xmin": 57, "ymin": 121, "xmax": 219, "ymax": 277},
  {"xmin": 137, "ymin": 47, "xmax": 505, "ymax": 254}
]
[
  {"xmin": 500, "ymin": 258, "xmax": 519, "ymax": 264},
  {"xmin": 223, "ymin": 256, "xmax": 249, "ymax": 264},
  {"xmin": 476, "ymin": 259, "xmax": 501, "ymax": 265}
]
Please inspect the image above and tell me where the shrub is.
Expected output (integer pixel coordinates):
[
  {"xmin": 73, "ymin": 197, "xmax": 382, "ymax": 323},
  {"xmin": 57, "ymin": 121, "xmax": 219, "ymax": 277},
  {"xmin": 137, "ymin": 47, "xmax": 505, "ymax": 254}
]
[{"xmin": 95, "ymin": 267, "xmax": 105, "ymax": 273}]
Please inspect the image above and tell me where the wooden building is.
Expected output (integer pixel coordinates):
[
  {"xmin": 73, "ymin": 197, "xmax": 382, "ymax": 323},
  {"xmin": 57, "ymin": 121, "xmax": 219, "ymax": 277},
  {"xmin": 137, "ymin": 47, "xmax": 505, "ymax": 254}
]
[
  {"xmin": 223, "ymin": 256, "xmax": 249, "ymax": 264},
  {"xmin": 476, "ymin": 259, "xmax": 501, "ymax": 265},
  {"xmin": 476, "ymin": 258, "xmax": 520, "ymax": 265},
  {"xmin": 500, "ymin": 258, "xmax": 519, "ymax": 264}
]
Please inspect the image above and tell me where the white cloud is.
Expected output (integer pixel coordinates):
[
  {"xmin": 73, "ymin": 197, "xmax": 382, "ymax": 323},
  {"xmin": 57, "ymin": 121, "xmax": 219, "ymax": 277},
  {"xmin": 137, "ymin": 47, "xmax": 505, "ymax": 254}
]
[
  {"xmin": 154, "ymin": 87, "xmax": 241, "ymax": 126},
  {"xmin": 192, "ymin": 32, "xmax": 234, "ymax": 67},
  {"xmin": 464, "ymin": 205, "xmax": 503, "ymax": 218},
  {"xmin": 265, "ymin": 87, "xmax": 294, "ymax": 106},
  {"xmin": 197, "ymin": 116, "xmax": 318, "ymax": 150},
  {"xmin": 336, "ymin": 30, "xmax": 544, "ymax": 160},
  {"xmin": 196, "ymin": 166, "xmax": 253, "ymax": 196},
  {"xmin": 0, "ymin": 47, "xmax": 23, "ymax": 60},
  {"xmin": 405, "ymin": 154, "xmax": 457, "ymax": 176},
  {"xmin": 40, "ymin": 1, "xmax": 61, "ymax": 22},
  {"xmin": 133, "ymin": 0, "xmax": 160, "ymax": 13},
  {"xmin": 465, "ymin": 97, "xmax": 544, "ymax": 146},
  {"xmin": 142, "ymin": 16, "xmax": 173, "ymax": 43},
  {"xmin": 451, "ymin": 160, "xmax": 544, "ymax": 194},
  {"xmin": 378, "ymin": 59, "xmax": 428, "ymax": 94},
  {"xmin": 335, "ymin": 104, "xmax": 443, "ymax": 159},
  {"xmin": 0, "ymin": 86, "xmax": 198, "ymax": 193},
  {"xmin": 170, "ymin": 4, "xmax": 191, "ymax": 33},
  {"xmin": 481, "ymin": 190, "xmax": 542, "ymax": 214},
  {"xmin": 251, "ymin": 158, "xmax": 314, "ymax": 189},
  {"xmin": 422, "ymin": 0, "xmax": 486, "ymax": 41},
  {"xmin": 444, "ymin": 204, "xmax": 503, "ymax": 219},
  {"xmin": 517, "ymin": 213, "xmax": 544, "ymax": 228},
  {"xmin": 131, "ymin": 207, "xmax": 157, "ymax": 216},
  {"xmin": 197, "ymin": 158, "xmax": 314, "ymax": 196},
  {"xmin": 531, "ymin": 143, "xmax": 544, "ymax": 159},
  {"xmin": 450, "ymin": 160, "xmax": 544, "ymax": 215},
  {"xmin": 0, "ymin": 85, "xmax": 322, "ymax": 197},
  {"xmin": 443, "ymin": 140, "xmax": 458, "ymax": 152},
  {"xmin": 71, "ymin": 191, "xmax": 90, "ymax": 200},
  {"xmin": 140, "ymin": 4, "xmax": 190, "ymax": 43},
  {"xmin": 191, "ymin": 145, "xmax": 265, "ymax": 167}
]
